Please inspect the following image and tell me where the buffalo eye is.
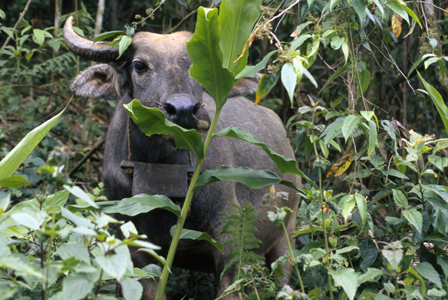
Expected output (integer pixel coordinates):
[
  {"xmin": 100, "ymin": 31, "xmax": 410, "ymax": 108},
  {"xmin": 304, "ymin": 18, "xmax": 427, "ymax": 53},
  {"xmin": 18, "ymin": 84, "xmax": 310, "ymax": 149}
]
[{"xmin": 133, "ymin": 61, "xmax": 149, "ymax": 73}]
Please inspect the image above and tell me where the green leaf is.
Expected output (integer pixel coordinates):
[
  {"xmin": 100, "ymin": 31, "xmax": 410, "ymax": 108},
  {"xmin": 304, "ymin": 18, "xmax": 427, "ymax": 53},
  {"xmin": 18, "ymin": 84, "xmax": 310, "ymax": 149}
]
[
  {"xmin": 360, "ymin": 111, "xmax": 374, "ymax": 121},
  {"xmin": 0, "ymin": 109, "xmax": 64, "ymax": 181},
  {"xmin": 281, "ymin": 63, "xmax": 297, "ymax": 106},
  {"xmin": 414, "ymin": 262, "xmax": 443, "ymax": 289},
  {"xmin": 121, "ymin": 277, "xmax": 143, "ymax": 300},
  {"xmin": 213, "ymin": 126, "xmax": 317, "ymax": 189},
  {"xmin": 351, "ymin": 0, "xmax": 367, "ymax": 25},
  {"xmin": 403, "ymin": 209, "xmax": 423, "ymax": 234},
  {"xmin": 424, "ymin": 184, "xmax": 448, "ymax": 201},
  {"xmin": 328, "ymin": 268, "xmax": 359, "ymax": 300},
  {"xmin": 358, "ymin": 268, "xmax": 383, "ymax": 284},
  {"xmin": 11, "ymin": 210, "xmax": 47, "ymax": 230},
  {"xmin": 386, "ymin": 2, "xmax": 410, "ymax": 25},
  {"xmin": 93, "ymin": 30, "xmax": 126, "ymax": 42},
  {"xmin": 33, "ymin": 28, "xmax": 45, "ymax": 46},
  {"xmin": 170, "ymin": 226, "xmax": 223, "ymax": 251},
  {"xmin": 382, "ymin": 247, "xmax": 403, "ymax": 271},
  {"xmin": 117, "ymin": 35, "xmax": 132, "ymax": 60},
  {"xmin": 302, "ymin": 67, "xmax": 318, "ymax": 88},
  {"xmin": 418, "ymin": 72, "xmax": 448, "ymax": 135},
  {"xmin": 368, "ymin": 120, "xmax": 377, "ymax": 158},
  {"xmin": 291, "ymin": 34, "xmax": 312, "ymax": 51},
  {"xmin": 321, "ymin": 116, "xmax": 345, "ymax": 145},
  {"xmin": 359, "ymin": 240, "xmax": 378, "ymax": 271},
  {"xmin": 196, "ymin": 166, "xmax": 299, "ymax": 191},
  {"xmin": 99, "ymin": 194, "xmax": 181, "ymax": 217},
  {"xmin": 235, "ymin": 50, "xmax": 277, "ymax": 79},
  {"xmin": 359, "ymin": 69, "xmax": 370, "ymax": 93},
  {"xmin": 373, "ymin": 0, "xmax": 384, "ymax": 14},
  {"xmin": 63, "ymin": 184, "xmax": 99, "ymax": 209},
  {"xmin": 355, "ymin": 193, "xmax": 366, "ymax": 228},
  {"xmin": 255, "ymin": 72, "xmax": 279, "ymax": 104},
  {"xmin": 187, "ymin": 8, "xmax": 235, "ymax": 109},
  {"xmin": 0, "ymin": 192, "xmax": 10, "ymax": 214},
  {"xmin": 392, "ymin": 189, "xmax": 408, "ymax": 208},
  {"xmin": 0, "ymin": 176, "xmax": 30, "ymax": 189},
  {"xmin": 124, "ymin": 100, "xmax": 204, "ymax": 159},
  {"xmin": 58, "ymin": 243, "xmax": 90, "ymax": 263},
  {"xmin": 342, "ymin": 195, "xmax": 356, "ymax": 223},
  {"xmin": 62, "ymin": 275, "xmax": 94, "ymax": 300},
  {"xmin": 320, "ymin": 65, "xmax": 348, "ymax": 94},
  {"xmin": 404, "ymin": 6, "xmax": 422, "ymax": 29},
  {"xmin": 406, "ymin": 267, "xmax": 426, "ymax": 296},
  {"xmin": 219, "ymin": 0, "xmax": 262, "ymax": 75},
  {"xmin": 385, "ymin": 169, "xmax": 409, "ymax": 180},
  {"xmin": 342, "ymin": 116, "xmax": 362, "ymax": 142},
  {"xmin": 95, "ymin": 252, "xmax": 128, "ymax": 281},
  {"xmin": 430, "ymin": 157, "xmax": 448, "ymax": 172}
]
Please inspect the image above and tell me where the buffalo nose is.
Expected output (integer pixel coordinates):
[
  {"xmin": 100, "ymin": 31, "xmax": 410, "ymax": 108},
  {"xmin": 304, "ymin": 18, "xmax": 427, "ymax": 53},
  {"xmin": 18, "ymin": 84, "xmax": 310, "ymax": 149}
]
[{"xmin": 165, "ymin": 96, "xmax": 200, "ymax": 129}]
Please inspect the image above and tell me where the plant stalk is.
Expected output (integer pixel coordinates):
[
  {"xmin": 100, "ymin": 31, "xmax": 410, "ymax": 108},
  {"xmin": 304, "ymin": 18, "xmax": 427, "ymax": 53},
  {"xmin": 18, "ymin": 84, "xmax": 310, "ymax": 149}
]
[{"xmin": 155, "ymin": 108, "xmax": 222, "ymax": 300}]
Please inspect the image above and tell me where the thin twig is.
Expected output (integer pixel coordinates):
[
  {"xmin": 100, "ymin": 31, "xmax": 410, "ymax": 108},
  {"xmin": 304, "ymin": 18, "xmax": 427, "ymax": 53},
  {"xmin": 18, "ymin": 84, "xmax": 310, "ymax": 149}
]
[
  {"xmin": 133, "ymin": 1, "xmax": 165, "ymax": 28},
  {"xmin": 1, "ymin": 0, "xmax": 33, "ymax": 50},
  {"xmin": 69, "ymin": 137, "xmax": 106, "ymax": 176},
  {"xmin": 167, "ymin": 9, "xmax": 198, "ymax": 33}
]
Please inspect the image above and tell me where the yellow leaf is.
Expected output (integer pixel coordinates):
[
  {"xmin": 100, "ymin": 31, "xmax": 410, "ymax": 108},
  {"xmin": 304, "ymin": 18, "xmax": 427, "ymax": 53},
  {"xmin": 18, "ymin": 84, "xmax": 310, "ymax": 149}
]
[
  {"xmin": 326, "ymin": 153, "xmax": 353, "ymax": 177},
  {"xmin": 392, "ymin": 14, "xmax": 402, "ymax": 38}
]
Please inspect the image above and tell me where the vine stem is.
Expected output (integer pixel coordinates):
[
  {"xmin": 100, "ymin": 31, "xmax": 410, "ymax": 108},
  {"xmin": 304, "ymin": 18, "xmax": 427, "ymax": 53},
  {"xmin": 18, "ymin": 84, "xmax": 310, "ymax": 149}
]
[
  {"xmin": 155, "ymin": 108, "xmax": 222, "ymax": 300},
  {"xmin": 310, "ymin": 103, "xmax": 333, "ymax": 300}
]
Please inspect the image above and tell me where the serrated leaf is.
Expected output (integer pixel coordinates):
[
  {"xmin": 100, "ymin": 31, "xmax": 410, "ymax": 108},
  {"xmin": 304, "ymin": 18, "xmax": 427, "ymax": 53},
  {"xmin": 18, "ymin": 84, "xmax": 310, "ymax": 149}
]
[
  {"xmin": 359, "ymin": 240, "xmax": 378, "ymax": 271},
  {"xmin": 414, "ymin": 262, "xmax": 442, "ymax": 289},
  {"xmin": 392, "ymin": 189, "xmax": 408, "ymax": 208},
  {"xmin": 121, "ymin": 277, "xmax": 143, "ymax": 300},
  {"xmin": 342, "ymin": 116, "xmax": 362, "ymax": 142},
  {"xmin": 424, "ymin": 184, "xmax": 448, "ymax": 201},
  {"xmin": 328, "ymin": 268, "xmax": 359, "ymax": 300},
  {"xmin": 196, "ymin": 166, "xmax": 299, "ymax": 192},
  {"xmin": 382, "ymin": 248, "xmax": 403, "ymax": 271},
  {"xmin": 187, "ymin": 7, "xmax": 235, "ymax": 109},
  {"xmin": 63, "ymin": 184, "xmax": 98, "ymax": 208},
  {"xmin": 213, "ymin": 126, "xmax": 317, "ymax": 188},
  {"xmin": 95, "ymin": 252, "xmax": 128, "ymax": 281},
  {"xmin": 99, "ymin": 194, "xmax": 181, "ymax": 217},
  {"xmin": 170, "ymin": 226, "xmax": 223, "ymax": 251},
  {"xmin": 403, "ymin": 209, "xmax": 423, "ymax": 234},
  {"xmin": 0, "ymin": 109, "xmax": 65, "ymax": 181},
  {"xmin": 58, "ymin": 243, "xmax": 90, "ymax": 263},
  {"xmin": 124, "ymin": 100, "xmax": 204, "ymax": 159},
  {"xmin": 62, "ymin": 274, "xmax": 94, "ymax": 300}
]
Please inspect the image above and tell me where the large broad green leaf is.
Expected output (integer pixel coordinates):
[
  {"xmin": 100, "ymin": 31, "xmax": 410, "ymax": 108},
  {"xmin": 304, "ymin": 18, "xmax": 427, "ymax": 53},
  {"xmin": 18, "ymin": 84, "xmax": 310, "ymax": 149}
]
[
  {"xmin": 170, "ymin": 226, "xmax": 223, "ymax": 251},
  {"xmin": 382, "ymin": 246, "xmax": 403, "ymax": 271},
  {"xmin": 213, "ymin": 126, "xmax": 317, "ymax": 189},
  {"xmin": 235, "ymin": 50, "xmax": 277, "ymax": 80},
  {"xmin": 196, "ymin": 166, "xmax": 300, "ymax": 191},
  {"xmin": 98, "ymin": 194, "xmax": 181, "ymax": 217},
  {"xmin": 121, "ymin": 277, "xmax": 143, "ymax": 300},
  {"xmin": 219, "ymin": 0, "xmax": 262, "ymax": 75},
  {"xmin": 357, "ymin": 268, "xmax": 383, "ymax": 285},
  {"xmin": 403, "ymin": 209, "xmax": 423, "ymax": 234},
  {"xmin": 63, "ymin": 184, "xmax": 99, "ymax": 209},
  {"xmin": 328, "ymin": 268, "xmax": 359, "ymax": 300},
  {"xmin": 414, "ymin": 262, "xmax": 443, "ymax": 289},
  {"xmin": 418, "ymin": 72, "xmax": 448, "ymax": 135},
  {"xmin": 0, "ymin": 108, "xmax": 64, "ymax": 181},
  {"xmin": 0, "ymin": 176, "xmax": 30, "ymax": 189},
  {"xmin": 124, "ymin": 99, "xmax": 204, "ymax": 160},
  {"xmin": 392, "ymin": 189, "xmax": 408, "ymax": 208},
  {"xmin": 187, "ymin": 7, "xmax": 234, "ymax": 110},
  {"xmin": 321, "ymin": 116, "xmax": 345, "ymax": 145},
  {"xmin": 386, "ymin": 2, "xmax": 410, "ymax": 25},
  {"xmin": 62, "ymin": 274, "xmax": 94, "ymax": 300}
]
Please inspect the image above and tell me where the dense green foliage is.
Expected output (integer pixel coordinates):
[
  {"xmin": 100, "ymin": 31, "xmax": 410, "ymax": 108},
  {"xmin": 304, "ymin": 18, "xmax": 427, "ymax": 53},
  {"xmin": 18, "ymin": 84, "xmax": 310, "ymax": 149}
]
[{"xmin": 1, "ymin": 0, "xmax": 448, "ymax": 299}]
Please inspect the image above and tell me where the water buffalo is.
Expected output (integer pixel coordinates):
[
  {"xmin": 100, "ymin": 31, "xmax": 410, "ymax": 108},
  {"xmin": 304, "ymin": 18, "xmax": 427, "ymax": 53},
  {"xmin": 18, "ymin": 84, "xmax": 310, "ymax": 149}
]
[{"xmin": 63, "ymin": 16, "xmax": 300, "ymax": 299}]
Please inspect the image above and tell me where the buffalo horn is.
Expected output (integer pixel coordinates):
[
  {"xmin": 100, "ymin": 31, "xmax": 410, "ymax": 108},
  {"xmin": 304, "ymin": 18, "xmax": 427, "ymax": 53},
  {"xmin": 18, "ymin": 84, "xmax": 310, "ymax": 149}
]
[{"xmin": 63, "ymin": 16, "xmax": 125, "ymax": 63}]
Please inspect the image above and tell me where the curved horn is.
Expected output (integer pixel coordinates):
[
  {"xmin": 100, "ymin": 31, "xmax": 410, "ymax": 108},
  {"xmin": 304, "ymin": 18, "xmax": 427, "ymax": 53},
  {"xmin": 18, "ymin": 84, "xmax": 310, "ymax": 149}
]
[{"xmin": 63, "ymin": 16, "xmax": 125, "ymax": 63}]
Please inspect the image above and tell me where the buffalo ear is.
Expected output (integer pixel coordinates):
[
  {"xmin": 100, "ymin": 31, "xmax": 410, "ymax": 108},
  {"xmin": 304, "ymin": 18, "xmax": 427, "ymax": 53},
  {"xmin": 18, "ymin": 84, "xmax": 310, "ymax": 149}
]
[
  {"xmin": 71, "ymin": 64, "xmax": 127, "ymax": 99},
  {"xmin": 228, "ymin": 74, "xmax": 261, "ymax": 98}
]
